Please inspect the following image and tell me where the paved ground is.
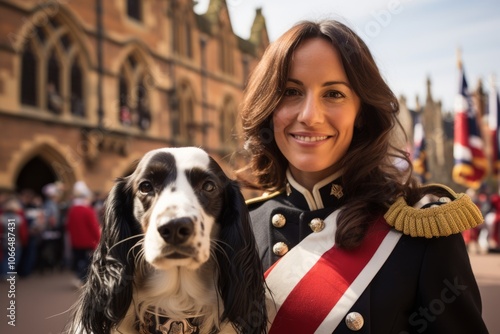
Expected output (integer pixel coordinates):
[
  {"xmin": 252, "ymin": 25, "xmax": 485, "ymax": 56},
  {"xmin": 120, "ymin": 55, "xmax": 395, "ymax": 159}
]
[
  {"xmin": 1, "ymin": 252, "xmax": 499, "ymax": 334},
  {"xmin": 0, "ymin": 270, "xmax": 79, "ymax": 334},
  {"xmin": 469, "ymin": 252, "xmax": 500, "ymax": 333}
]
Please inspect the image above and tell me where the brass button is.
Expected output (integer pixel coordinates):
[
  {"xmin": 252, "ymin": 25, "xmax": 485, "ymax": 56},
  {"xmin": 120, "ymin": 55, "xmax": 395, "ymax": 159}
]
[
  {"xmin": 272, "ymin": 242, "xmax": 289, "ymax": 256},
  {"xmin": 345, "ymin": 312, "xmax": 364, "ymax": 331},
  {"xmin": 309, "ymin": 218, "xmax": 325, "ymax": 233},
  {"xmin": 271, "ymin": 213, "xmax": 286, "ymax": 228}
]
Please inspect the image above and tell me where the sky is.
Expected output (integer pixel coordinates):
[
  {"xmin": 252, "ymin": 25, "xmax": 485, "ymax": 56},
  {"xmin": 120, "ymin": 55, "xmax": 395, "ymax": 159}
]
[{"xmin": 194, "ymin": 0, "xmax": 500, "ymax": 113}]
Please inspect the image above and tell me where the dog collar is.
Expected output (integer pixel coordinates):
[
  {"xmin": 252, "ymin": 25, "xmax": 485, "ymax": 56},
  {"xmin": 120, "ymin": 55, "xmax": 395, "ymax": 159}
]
[{"xmin": 137, "ymin": 312, "xmax": 200, "ymax": 334}]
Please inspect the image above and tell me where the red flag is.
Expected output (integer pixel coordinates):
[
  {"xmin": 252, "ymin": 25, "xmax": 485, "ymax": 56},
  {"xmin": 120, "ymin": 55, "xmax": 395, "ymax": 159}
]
[
  {"xmin": 489, "ymin": 77, "xmax": 500, "ymax": 177},
  {"xmin": 452, "ymin": 66, "xmax": 487, "ymax": 189}
]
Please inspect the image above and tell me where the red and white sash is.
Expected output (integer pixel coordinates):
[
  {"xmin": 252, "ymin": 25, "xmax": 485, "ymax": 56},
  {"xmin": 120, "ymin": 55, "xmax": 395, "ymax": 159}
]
[{"xmin": 264, "ymin": 209, "xmax": 402, "ymax": 334}]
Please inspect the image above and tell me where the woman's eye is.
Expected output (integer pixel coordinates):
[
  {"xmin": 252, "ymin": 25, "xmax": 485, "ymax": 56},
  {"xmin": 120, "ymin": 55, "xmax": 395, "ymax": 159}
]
[
  {"xmin": 139, "ymin": 181, "xmax": 154, "ymax": 194},
  {"xmin": 326, "ymin": 91, "xmax": 345, "ymax": 99},
  {"xmin": 202, "ymin": 180, "xmax": 216, "ymax": 192},
  {"xmin": 283, "ymin": 88, "xmax": 300, "ymax": 97}
]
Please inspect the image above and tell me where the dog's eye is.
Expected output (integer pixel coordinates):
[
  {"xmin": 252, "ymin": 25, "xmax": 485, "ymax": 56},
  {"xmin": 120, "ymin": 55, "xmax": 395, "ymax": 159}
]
[
  {"xmin": 138, "ymin": 181, "xmax": 154, "ymax": 194},
  {"xmin": 202, "ymin": 180, "xmax": 216, "ymax": 192}
]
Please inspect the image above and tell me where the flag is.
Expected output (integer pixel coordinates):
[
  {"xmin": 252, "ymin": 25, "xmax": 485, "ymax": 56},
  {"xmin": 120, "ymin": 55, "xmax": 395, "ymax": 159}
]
[
  {"xmin": 413, "ymin": 114, "xmax": 429, "ymax": 183},
  {"xmin": 452, "ymin": 65, "xmax": 487, "ymax": 189},
  {"xmin": 489, "ymin": 78, "xmax": 500, "ymax": 177}
]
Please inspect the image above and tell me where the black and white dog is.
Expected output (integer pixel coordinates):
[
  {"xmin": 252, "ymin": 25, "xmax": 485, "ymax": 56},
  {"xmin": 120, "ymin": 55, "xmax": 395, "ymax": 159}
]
[{"xmin": 66, "ymin": 147, "xmax": 267, "ymax": 334}]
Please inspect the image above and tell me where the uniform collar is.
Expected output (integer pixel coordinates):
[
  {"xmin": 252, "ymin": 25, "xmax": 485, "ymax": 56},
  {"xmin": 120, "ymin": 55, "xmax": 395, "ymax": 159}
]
[{"xmin": 285, "ymin": 169, "xmax": 344, "ymax": 211}]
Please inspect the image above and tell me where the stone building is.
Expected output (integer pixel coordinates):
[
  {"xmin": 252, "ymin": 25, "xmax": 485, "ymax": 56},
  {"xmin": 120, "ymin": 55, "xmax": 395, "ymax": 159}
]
[{"xmin": 0, "ymin": 0, "xmax": 269, "ymax": 197}]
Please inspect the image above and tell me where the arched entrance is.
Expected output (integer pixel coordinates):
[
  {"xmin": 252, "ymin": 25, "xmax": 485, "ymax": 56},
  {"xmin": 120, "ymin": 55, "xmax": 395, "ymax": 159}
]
[
  {"xmin": 15, "ymin": 156, "xmax": 58, "ymax": 195},
  {"xmin": 11, "ymin": 141, "xmax": 78, "ymax": 198},
  {"xmin": 12, "ymin": 143, "xmax": 77, "ymax": 276}
]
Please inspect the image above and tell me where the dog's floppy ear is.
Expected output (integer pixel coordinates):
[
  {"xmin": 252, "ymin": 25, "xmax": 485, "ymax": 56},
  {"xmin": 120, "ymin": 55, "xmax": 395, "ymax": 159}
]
[
  {"xmin": 71, "ymin": 177, "xmax": 141, "ymax": 333},
  {"xmin": 216, "ymin": 180, "xmax": 268, "ymax": 333}
]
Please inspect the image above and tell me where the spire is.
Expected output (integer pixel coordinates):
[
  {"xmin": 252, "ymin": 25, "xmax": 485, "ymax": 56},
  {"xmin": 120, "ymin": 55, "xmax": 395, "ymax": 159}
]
[
  {"xmin": 477, "ymin": 78, "xmax": 483, "ymax": 94},
  {"xmin": 250, "ymin": 7, "xmax": 267, "ymax": 45},
  {"xmin": 205, "ymin": 0, "xmax": 224, "ymax": 25},
  {"xmin": 426, "ymin": 76, "xmax": 433, "ymax": 102}
]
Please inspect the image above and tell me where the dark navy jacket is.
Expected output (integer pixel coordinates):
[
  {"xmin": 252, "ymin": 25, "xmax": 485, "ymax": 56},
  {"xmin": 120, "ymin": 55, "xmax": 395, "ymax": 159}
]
[{"xmin": 248, "ymin": 173, "xmax": 488, "ymax": 334}]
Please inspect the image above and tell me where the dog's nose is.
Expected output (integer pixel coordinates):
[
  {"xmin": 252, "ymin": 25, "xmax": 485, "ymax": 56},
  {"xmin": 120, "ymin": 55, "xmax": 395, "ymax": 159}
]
[{"xmin": 158, "ymin": 217, "xmax": 194, "ymax": 245}]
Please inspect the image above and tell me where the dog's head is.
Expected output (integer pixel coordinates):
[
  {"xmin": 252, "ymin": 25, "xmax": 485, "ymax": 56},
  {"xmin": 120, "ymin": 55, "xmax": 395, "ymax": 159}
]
[
  {"xmin": 70, "ymin": 147, "xmax": 267, "ymax": 334},
  {"xmin": 132, "ymin": 147, "xmax": 228, "ymax": 270}
]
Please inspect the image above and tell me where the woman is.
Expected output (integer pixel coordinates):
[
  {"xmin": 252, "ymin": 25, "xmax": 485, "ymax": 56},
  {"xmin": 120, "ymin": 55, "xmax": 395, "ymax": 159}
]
[{"xmin": 238, "ymin": 20, "xmax": 487, "ymax": 333}]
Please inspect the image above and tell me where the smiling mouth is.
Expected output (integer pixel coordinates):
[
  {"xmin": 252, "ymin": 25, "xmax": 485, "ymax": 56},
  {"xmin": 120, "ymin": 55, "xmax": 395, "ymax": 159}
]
[{"xmin": 292, "ymin": 134, "xmax": 329, "ymax": 142}]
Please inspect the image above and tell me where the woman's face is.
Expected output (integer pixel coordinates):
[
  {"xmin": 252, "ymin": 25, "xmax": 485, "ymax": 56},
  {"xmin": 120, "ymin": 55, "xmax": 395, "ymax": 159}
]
[{"xmin": 273, "ymin": 37, "xmax": 361, "ymax": 188}]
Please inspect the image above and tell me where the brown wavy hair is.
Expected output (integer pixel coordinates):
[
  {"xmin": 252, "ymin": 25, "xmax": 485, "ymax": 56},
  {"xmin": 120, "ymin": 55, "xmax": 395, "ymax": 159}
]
[{"xmin": 238, "ymin": 20, "xmax": 423, "ymax": 249}]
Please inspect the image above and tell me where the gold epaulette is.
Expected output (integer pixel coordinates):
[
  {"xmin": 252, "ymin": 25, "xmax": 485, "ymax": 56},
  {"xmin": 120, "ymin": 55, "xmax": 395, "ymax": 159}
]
[
  {"xmin": 245, "ymin": 189, "xmax": 284, "ymax": 206},
  {"xmin": 384, "ymin": 183, "xmax": 483, "ymax": 238}
]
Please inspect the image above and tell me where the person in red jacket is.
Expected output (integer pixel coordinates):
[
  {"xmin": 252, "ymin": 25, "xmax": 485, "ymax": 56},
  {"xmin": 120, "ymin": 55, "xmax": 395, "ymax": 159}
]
[{"xmin": 66, "ymin": 181, "xmax": 101, "ymax": 286}]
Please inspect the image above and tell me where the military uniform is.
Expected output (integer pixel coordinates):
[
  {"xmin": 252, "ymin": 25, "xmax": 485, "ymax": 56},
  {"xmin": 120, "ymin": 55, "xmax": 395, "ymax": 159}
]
[{"xmin": 247, "ymin": 171, "xmax": 488, "ymax": 333}]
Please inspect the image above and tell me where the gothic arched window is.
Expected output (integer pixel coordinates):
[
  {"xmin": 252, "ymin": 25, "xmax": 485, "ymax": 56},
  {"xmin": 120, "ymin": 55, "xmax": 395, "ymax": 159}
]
[
  {"xmin": 20, "ymin": 42, "xmax": 38, "ymax": 106},
  {"xmin": 127, "ymin": 0, "xmax": 142, "ymax": 21},
  {"xmin": 18, "ymin": 16, "xmax": 87, "ymax": 118},
  {"xmin": 47, "ymin": 50, "xmax": 62, "ymax": 114},
  {"xmin": 175, "ymin": 82, "xmax": 195, "ymax": 144},
  {"xmin": 118, "ymin": 54, "xmax": 151, "ymax": 130},
  {"xmin": 70, "ymin": 60, "xmax": 84, "ymax": 116},
  {"xmin": 220, "ymin": 96, "xmax": 238, "ymax": 148}
]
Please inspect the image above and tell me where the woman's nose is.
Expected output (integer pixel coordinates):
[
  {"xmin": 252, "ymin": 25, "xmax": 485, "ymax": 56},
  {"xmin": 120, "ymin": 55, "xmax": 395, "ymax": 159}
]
[{"xmin": 297, "ymin": 95, "xmax": 324, "ymax": 126}]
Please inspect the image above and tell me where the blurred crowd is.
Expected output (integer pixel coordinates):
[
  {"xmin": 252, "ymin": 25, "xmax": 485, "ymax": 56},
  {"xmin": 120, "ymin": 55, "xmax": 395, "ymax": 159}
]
[
  {"xmin": 0, "ymin": 181, "xmax": 104, "ymax": 286},
  {"xmin": 463, "ymin": 187, "xmax": 500, "ymax": 254}
]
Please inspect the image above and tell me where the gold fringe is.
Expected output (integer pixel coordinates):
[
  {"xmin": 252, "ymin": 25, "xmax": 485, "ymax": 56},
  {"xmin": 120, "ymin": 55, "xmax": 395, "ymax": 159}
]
[{"xmin": 384, "ymin": 186, "xmax": 484, "ymax": 238}]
